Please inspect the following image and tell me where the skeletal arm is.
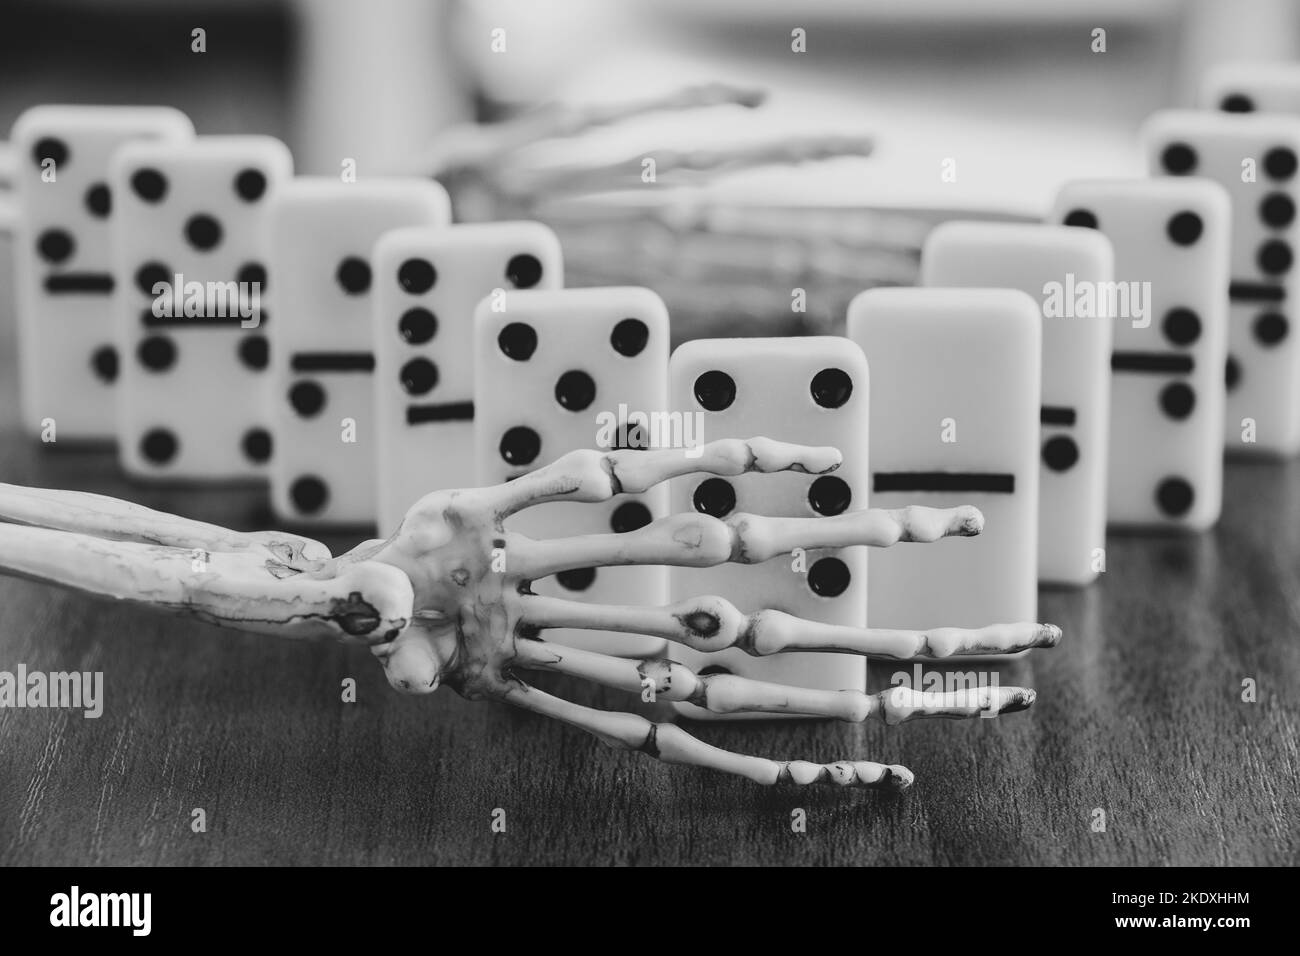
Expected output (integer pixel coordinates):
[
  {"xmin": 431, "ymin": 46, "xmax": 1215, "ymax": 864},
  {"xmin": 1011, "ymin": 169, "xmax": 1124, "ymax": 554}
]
[{"xmin": 0, "ymin": 487, "xmax": 411, "ymax": 642}]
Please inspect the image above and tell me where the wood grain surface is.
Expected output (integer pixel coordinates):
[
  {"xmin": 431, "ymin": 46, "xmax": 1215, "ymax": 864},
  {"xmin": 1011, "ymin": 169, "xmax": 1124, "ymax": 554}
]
[{"xmin": 0, "ymin": 273, "xmax": 1296, "ymax": 866}]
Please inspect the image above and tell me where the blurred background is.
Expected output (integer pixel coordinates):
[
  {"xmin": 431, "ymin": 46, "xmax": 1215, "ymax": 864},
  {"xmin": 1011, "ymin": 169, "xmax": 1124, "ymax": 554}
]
[
  {"xmin": 3, "ymin": 0, "xmax": 1300, "ymax": 339},
  {"xmin": 5, "ymin": 1, "xmax": 1298, "ymax": 186}
]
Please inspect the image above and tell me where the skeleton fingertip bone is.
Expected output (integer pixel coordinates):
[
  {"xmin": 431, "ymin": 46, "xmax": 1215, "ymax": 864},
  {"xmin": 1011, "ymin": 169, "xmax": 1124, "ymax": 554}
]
[
  {"xmin": 780, "ymin": 761, "xmax": 913, "ymax": 791},
  {"xmin": 879, "ymin": 685, "xmax": 1039, "ymax": 725},
  {"xmin": 1038, "ymin": 623, "xmax": 1064, "ymax": 648}
]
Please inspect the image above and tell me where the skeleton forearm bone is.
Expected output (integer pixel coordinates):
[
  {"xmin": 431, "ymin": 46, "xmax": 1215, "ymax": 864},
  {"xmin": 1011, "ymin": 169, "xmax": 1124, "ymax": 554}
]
[
  {"xmin": 0, "ymin": 487, "xmax": 410, "ymax": 642},
  {"xmin": 0, "ymin": 483, "xmax": 329, "ymax": 560}
]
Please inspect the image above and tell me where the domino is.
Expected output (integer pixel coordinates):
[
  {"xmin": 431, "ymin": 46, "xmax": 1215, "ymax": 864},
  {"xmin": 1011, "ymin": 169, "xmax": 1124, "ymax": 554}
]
[
  {"xmin": 8, "ymin": 105, "xmax": 194, "ymax": 441},
  {"xmin": 1051, "ymin": 178, "xmax": 1230, "ymax": 529},
  {"xmin": 1203, "ymin": 61, "xmax": 1300, "ymax": 115},
  {"xmin": 921, "ymin": 221, "xmax": 1114, "ymax": 585},
  {"xmin": 1144, "ymin": 110, "xmax": 1300, "ymax": 456},
  {"xmin": 266, "ymin": 177, "xmax": 451, "ymax": 527},
  {"xmin": 667, "ymin": 337, "xmax": 869, "ymax": 717},
  {"xmin": 373, "ymin": 222, "xmax": 563, "ymax": 534},
  {"xmin": 110, "ymin": 136, "xmax": 292, "ymax": 481},
  {"xmin": 847, "ymin": 288, "xmax": 1039, "ymax": 634},
  {"xmin": 474, "ymin": 287, "xmax": 669, "ymax": 658}
]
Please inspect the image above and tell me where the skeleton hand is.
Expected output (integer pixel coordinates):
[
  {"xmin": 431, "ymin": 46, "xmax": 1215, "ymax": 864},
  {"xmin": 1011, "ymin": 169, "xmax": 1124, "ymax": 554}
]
[
  {"xmin": 418, "ymin": 84, "xmax": 910, "ymax": 337},
  {"xmin": 0, "ymin": 438, "xmax": 1060, "ymax": 790}
]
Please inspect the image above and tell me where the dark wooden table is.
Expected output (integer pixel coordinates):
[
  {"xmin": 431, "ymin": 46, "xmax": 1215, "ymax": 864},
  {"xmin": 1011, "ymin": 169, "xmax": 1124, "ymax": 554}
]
[{"xmin": 0, "ymin": 263, "xmax": 1297, "ymax": 867}]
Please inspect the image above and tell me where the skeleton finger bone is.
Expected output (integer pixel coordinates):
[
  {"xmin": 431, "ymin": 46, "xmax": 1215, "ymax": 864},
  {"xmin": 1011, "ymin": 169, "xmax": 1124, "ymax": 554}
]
[
  {"xmin": 421, "ymin": 83, "xmax": 766, "ymax": 178},
  {"xmin": 506, "ymin": 135, "xmax": 875, "ymax": 199},
  {"xmin": 518, "ymin": 593, "xmax": 1060, "ymax": 658},
  {"xmin": 501, "ymin": 682, "xmax": 912, "ymax": 790},
  {"xmin": 490, "ymin": 436, "xmax": 842, "ymax": 517},
  {"xmin": 514, "ymin": 640, "xmax": 1037, "ymax": 722},
  {"xmin": 509, "ymin": 504, "xmax": 982, "ymax": 580}
]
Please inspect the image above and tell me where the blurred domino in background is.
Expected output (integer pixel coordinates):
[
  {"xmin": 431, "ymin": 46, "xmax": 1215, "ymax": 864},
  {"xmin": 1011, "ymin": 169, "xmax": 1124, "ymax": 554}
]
[
  {"xmin": 1144, "ymin": 110, "xmax": 1300, "ymax": 458},
  {"xmin": 110, "ymin": 135, "xmax": 292, "ymax": 481},
  {"xmin": 266, "ymin": 177, "xmax": 451, "ymax": 527},
  {"xmin": 1051, "ymin": 178, "xmax": 1230, "ymax": 530},
  {"xmin": 922, "ymin": 221, "xmax": 1113, "ymax": 586},
  {"xmin": 8, "ymin": 105, "xmax": 193, "ymax": 442},
  {"xmin": 373, "ymin": 221, "xmax": 562, "ymax": 534}
]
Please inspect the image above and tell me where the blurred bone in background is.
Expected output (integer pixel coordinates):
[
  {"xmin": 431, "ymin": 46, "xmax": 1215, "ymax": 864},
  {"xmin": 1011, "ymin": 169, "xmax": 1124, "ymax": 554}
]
[{"xmin": 2, "ymin": 0, "xmax": 1299, "ymax": 341}]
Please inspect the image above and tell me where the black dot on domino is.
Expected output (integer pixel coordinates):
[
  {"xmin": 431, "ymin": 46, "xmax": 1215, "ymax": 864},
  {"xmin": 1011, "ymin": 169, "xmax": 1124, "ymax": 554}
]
[
  {"xmin": 397, "ymin": 257, "xmax": 436, "ymax": 294},
  {"xmin": 1159, "ymin": 382, "xmax": 1195, "ymax": 420},
  {"xmin": 1226, "ymin": 355, "xmax": 1241, "ymax": 391},
  {"xmin": 1257, "ymin": 239, "xmax": 1293, "ymax": 275},
  {"xmin": 1261, "ymin": 193, "xmax": 1296, "ymax": 228},
  {"xmin": 398, "ymin": 308, "xmax": 437, "ymax": 345},
  {"xmin": 37, "ymin": 229, "xmax": 74, "ymax": 264},
  {"xmin": 131, "ymin": 168, "xmax": 167, "ymax": 202},
  {"xmin": 239, "ymin": 335, "xmax": 269, "ymax": 370},
  {"xmin": 1221, "ymin": 93, "xmax": 1255, "ymax": 113},
  {"xmin": 1156, "ymin": 478, "xmax": 1194, "ymax": 518},
  {"xmin": 1265, "ymin": 147, "xmax": 1298, "ymax": 181},
  {"xmin": 497, "ymin": 322, "xmax": 536, "ymax": 360},
  {"xmin": 1063, "ymin": 208, "xmax": 1099, "ymax": 229},
  {"xmin": 554, "ymin": 370, "xmax": 596, "ymax": 411},
  {"xmin": 185, "ymin": 214, "xmax": 223, "ymax": 251},
  {"xmin": 242, "ymin": 428, "xmax": 272, "ymax": 463},
  {"xmin": 692, "ymin": 477, "xmax": 736, "ymax": 517},
  {"xmin": 237, "ymin": 262, "xmax": 267, "ymax": 288},
  {"xmin": 336, "ymin": 256, "xmax": 371, "ymax": 294},
  {"xmin": 289, "ymin": 381, "xmax": 326, "ymax": 417},
  {"xmin": 1166, "ymin": 211, "xmax": 1203, "ymax": 246},
  {"xmin": 1042, "ymin": 435, "xmax": 1079, "ymax": 472},
  {"xmin": 610, "ymin": 501, "xmax": 652, "ymax": 533},
  {"xmin": 810, "ymin": 368, "xmax": 853, "ymax": 408},
  {"xmin": 1254, "ymin": 312, "xmax": 1289, "ymax": 346},
  {"xmin": 1160, "ymin": 143, "xmax": 1197, "ymax": 175},
  {"xmin": 499, "ymin": 426, "xmax": 541, "ymax": 466},
  {"xmin": 290, "ymin": 476, "xmax": 329, "ymax": 515},
  {"xmin": 506, "ymin": 253, "xmax": 543, "ymax": 289},
  {"xmin": 234, "ymin": 168, "xmax": 267, "ymax": 202},
  {"xmin": 140, "ymin": 428, "xmax": 178, "ymax": 464},
  {"xmin": 400, "ymin": 357, "xmax": 439, "ymax": 395},
  {"xmin": 556, "ymin": 568, "xmax": 596, "ymax": 592},
  {"xmin": 138, "ymin": 335, "xmax": 177, "ymax": 372},
  {"xmin": 807, "ymin": 557, "xmax": 851, "ymax": 598},
  {"xmin": 136, "ymin": 262, "xmax": 171, "ymax": 295},
  {"xmin": 90, "ymin": 345, "xmax": 119, "ymax": 383},
  {"xmin": 84, "ymin": 183, "xmax": 111, "ymax": 218},
  {"xmin": 1162, "ymin": 307, "xmax": 1201, "ymax": 346},
  {"xmin": 693, "ymin": 370, "xmax": 736, "ymax": 411},
  {"xmin": 610, "ymin": 318, "xmax": 650, "ymax": 357},
  {"xmin": 33, "ymin": 137, "xmax": 68, "ymax": 168},
  {"xmin": 808, "ymin": 475, "xmax": 852, "ymax": 515}
]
